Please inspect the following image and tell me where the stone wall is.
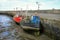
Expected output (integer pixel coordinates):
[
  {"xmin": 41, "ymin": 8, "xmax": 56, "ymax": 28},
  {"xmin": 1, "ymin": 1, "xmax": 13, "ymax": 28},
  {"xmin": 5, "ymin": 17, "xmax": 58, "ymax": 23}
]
[{"xmin": 41, "ymin": 19, "xmax": 60, "ymax": 40}]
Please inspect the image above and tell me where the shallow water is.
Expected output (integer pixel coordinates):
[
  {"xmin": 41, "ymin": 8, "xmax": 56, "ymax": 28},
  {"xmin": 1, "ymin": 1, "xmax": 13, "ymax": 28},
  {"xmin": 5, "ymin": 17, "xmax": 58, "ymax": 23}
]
[
  {"xmin": 0, "ymin": 15, "xmax": 53, "ymax": 40},
  {"xmin": 0, "ymin": 15, "xmax": 13, "ymax": 26}
]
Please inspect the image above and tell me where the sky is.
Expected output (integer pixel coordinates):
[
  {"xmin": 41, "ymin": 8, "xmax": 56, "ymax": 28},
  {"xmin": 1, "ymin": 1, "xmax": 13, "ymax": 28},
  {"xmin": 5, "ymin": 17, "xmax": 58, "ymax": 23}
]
[{"xmin": 0, "ymin": 0, "xmax": 60, "ymax": 11}]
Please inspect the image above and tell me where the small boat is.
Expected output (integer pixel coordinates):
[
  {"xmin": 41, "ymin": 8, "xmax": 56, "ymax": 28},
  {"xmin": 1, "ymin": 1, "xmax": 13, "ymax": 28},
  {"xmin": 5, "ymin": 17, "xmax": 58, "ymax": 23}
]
[{"xmin": 21, "ymin": 18, "xmax": 40, "ymax": 31}]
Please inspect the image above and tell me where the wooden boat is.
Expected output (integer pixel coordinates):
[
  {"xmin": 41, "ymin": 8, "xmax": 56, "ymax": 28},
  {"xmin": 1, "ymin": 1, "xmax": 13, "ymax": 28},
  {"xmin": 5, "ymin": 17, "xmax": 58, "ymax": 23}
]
[{"xmin": 21, "ymin": 19, "xmax": 40, "ymax": 31}]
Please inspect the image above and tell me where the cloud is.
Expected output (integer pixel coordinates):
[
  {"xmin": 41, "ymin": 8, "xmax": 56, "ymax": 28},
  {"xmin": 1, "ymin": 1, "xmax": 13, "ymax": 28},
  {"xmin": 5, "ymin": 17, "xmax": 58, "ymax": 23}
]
[
  {"xmin": 0, "ymin": 0, "xmax": 60, "ymax": 10},
  {"xmin": 39, "ymin": 0, "xmax": 60, "ymax": 9},
  {"xmin": 0, "ymin": 0, "xmax": 8, "ymax": 2}
]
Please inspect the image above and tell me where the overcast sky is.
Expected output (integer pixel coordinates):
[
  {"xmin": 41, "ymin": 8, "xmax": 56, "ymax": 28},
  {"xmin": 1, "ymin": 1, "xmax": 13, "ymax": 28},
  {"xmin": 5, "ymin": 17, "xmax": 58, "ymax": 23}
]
[{"xmin": 0, "ymin": 0, "xmax": 60, "ymax": 11}]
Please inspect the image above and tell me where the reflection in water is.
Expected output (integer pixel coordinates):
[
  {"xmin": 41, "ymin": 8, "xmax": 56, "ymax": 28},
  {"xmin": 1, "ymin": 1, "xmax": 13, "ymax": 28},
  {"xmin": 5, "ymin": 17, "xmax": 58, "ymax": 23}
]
[
  {"xmin": 0, "ymin": 15, "xmax": 13, "ymax": 27},
  {"xmin": 0, "ymin": 15, "xmax": 31, "ymax": 40},
  {"xmin": 0, "ymin": 31, "xmax": 10, "ymax": 39},
  {"xmin": 0, "ymin": 15, "xmax": 53, "ymax": 40},
  {"xmin": 0, "ymin": 15, "xmax": 18, "ymax": 40}
]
